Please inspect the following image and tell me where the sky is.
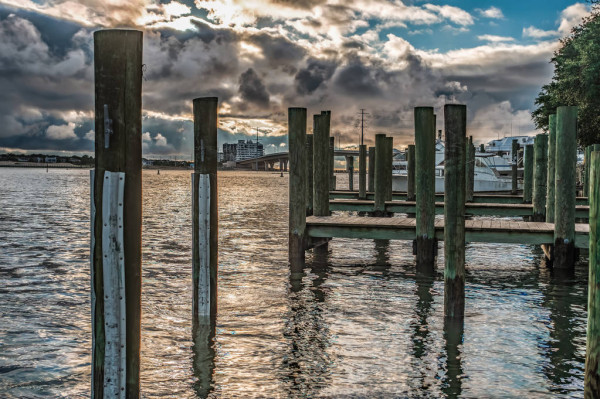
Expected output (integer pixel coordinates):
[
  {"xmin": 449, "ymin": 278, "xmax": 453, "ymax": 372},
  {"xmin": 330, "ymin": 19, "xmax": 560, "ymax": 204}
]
[{"xmin": 0, "ymin": 0, "xmax": 593, "ymax": 158}]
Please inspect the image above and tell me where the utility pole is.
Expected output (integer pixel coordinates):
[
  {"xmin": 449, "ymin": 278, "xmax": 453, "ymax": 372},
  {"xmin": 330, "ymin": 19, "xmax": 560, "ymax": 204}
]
[{"xmin": 359, "ymin": 109, "xmax": 369, "ymax": 147}]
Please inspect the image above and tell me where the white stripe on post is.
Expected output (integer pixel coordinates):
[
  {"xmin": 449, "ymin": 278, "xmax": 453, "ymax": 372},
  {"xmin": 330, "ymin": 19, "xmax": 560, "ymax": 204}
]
[
  {"xmin": 195, "ymin": 173, "xmax": 211, "ymax": 316},
  {"xmin": 89, "ymin": 170, "xmax": 96, "ymax": 399}
]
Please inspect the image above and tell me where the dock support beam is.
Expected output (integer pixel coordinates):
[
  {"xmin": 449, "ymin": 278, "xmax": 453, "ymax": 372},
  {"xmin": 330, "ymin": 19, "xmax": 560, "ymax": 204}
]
[
  {"xmin": 586, "ymin": 150, "xmax": 600, "ymax": 396},
  {"xmin": 374, "ymin": 134, "xmax": 387, "ymax": 214},
  {"xmin": 314, "ymin": 113, "xmax": 330, "ymax": 216},
  {"xmin": 289, "ymin": 108, "xmax": 307, "ymax": 270},
  {"xmin": 329, "ymin": 137, "xmax": 336, "ymax": 190},
  {"xmin": 92, "ymin": 29, "xmax": 143, "ymax": 399},
  {"xmin": 348, "ymin": 156, "xmax": 354, "ymax": 191},
  {"xmin": 511, "ymin": 139, "xmax": 519, "ymax": 195},
  {"xmin": 385, "ymin": 137, "xmax": 394, "ymax": 201},
  {"xmin": 523, "ymin": 144, "xmax": 533, "ymax": 203},
  {"xmin": 554, "ymin": 106, "xmax": 577, "ymax": 270},
  {"xmin": 443, "ymin": 104, "xmax": 466, "ymax": 319},
  {"xmin": 414, "ymin": 108, "xmax": 436, "ymax": 272},
  {"xmin": 306, "ymin": 134, "xmax": 313, "ymax": 216},
  {"xmin": 192, "ymin": 97, "xmax": 219, "ymax": 325},
  {"xmin": 532, "ymin": 133, "xmax": 548, "ymax": 222},
  {"xmin": 465, "ymin": 136, "xmax": 474, "ymax": 203},
  {"xmin": 407, "ymin": 144, "xmax": 415, "ymax": 201},
  {"xmin": 359, "ymin": 145, "xmax": 367, "ymax": 199},
  {"xmin": 368, "ymin": 146, "xmax": 375, "ymax": 193}
]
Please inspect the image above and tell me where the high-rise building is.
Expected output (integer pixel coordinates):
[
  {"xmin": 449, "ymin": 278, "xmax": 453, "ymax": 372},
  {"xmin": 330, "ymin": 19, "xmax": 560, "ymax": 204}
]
[
  {"xmin": 223, "ymin": 143, "xmax": 237, "ymax": 162},
  {"xmin": 236, "ymin": 140, "xmax": 264, "ymax": 161}
]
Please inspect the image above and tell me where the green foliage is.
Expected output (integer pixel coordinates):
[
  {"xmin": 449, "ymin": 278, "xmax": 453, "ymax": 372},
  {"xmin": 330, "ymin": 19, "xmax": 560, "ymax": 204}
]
[{"xmin": 532, "ymin": 6, "xmax": 600, "ymax": 146}]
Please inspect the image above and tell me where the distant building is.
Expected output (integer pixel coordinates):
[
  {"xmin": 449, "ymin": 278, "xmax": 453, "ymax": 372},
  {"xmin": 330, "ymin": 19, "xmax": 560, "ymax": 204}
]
[
  {"xmin": 217, "ymin": 152, "xmax": 224, "ymax": 162},
  {"xmin": 236, "ymin": 140, "xmax": 264, "ymax": 161},
  {"xmin": 44, "ymin": 156, "xmax": 57, "ymax": 163},
  {"xmin": 222, "ymin": 143, "xmax": 237, "ymax": 162}
]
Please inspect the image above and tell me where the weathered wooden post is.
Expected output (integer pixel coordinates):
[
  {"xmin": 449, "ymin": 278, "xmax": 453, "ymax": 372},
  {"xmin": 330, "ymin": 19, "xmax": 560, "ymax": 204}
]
[
  {"xmin": 192, "ymin": 97, "xmax": 219, "ymax": 326},
  {"xmin": 444, "ymin": 104, "xmax": 466, "ymax": 319},
  {"xmin": 385, "ymin": 136, "xmax": 394, "ymax": 201},
  {"xmin": 546, "ymin": 114, "xmax": 557, "ymax": 223},
  {"xmin": 414, "ymin": 107, "xmax": 436, "ymax": 271},
  {"xmin": 306, "ymin": 133, "xmax": 313, "ymax": 216},
  {"xmin": 532, "ymin": 134, "xmax": 548, "ymax": 222},
  {"xmin": 348, "ymin": 156, "xmax": 355, "ymax": 191},
  {"xmin": 554, "ymin": 106, "xmax": 577, "ymax": 269},
  {"xmin": 586, "ymin": 150, "xmax": 600, "ymax": 396},
  {"xmin": 92, "ymin": 29, "xmax": 143, "ymax": 398},
  {"xmin": 465, "ymin": 136, "xmax": 474, "ymax": 202},
  {"xmin": 368, "ymin": 146, "xmax": 376, "ymax": 193},
  {"xmin": 329, "ymin": 137, "xmax": 336, "ymax": 190},
  {"xmin": 523, "ymin": 144, "xmax": 534, "ymax": 203},
  {"xmin": 511, "ymin": 139, "xmax": 519, "ymax": 195},
  {"xmin": 407, "ymin": 144, "xmax": 415, "ymax": 201},
  {"xmin": 359, "ymin": 145, "xmax": 367, "ymax": 199},
  {"xmin": 585, "ymin": 146, "xmax": 592, "ymax": 197},
  {"xmin": 289, "ymin": 108, "xmax": 307, "ymax": 269},
  {"xmin": 480, "ymin": 143, "xmax": 485, "ymax": 153},
  {"xmin": 374, "ymin": 134, "xmax": 387, "ymax": 214},
  {"xmin": 314, "ymin": 113, "xmax": 329, "ymax": 215}
]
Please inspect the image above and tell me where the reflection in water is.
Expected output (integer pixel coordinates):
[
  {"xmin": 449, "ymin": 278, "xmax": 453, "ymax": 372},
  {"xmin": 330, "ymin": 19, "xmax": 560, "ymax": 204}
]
[
  {"xmin": 283, "ymin": 245, "xmax": 332, "ymax": 397},
  {"xmin": 410, "ymin": 272, "xmax": 435, "ymax": 391},
  {"xmin": 442, "ymin": 317, "xmax": 464, "ymax": 398},
  {"xmin": 374, "ymin": 239, "xmax": 390, "ymax": 267},
  {"xmin": 192, "ymin": 318, "xmax": 216, "ymax": 398}
]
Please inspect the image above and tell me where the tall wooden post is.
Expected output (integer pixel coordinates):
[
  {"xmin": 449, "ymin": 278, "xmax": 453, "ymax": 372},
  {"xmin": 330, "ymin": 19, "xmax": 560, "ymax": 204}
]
[
  {"xmin": 465, "ymin": 136, "xmax": 474, "ymax": 202},
  {"xmin": 289, "ymin": 108, "xmax": 307, "ymax": 269},
  {"xmin": 329, "ymin": 137, "xmax": 336, "ymax": 190},
  {"xmin": 511, "ymin": 139, "xmax": 519, "ymax": 195},
  {"xmin": 480, "ymin": 143, "xmax": 485, "ymax": 153},
  {"xmin": 586, "ymin": 150, "xmax": 600, "ymax": 396},
  {"xmin": 359, "ymin": 145, "xmax": 367, "ymax": 199},
  {"xmin": 546, "ymin": 115, "xmax": 557, "ymax": 223},
  {"xmin": 523, "ymin": 144, "xmax": 534, "ymax": 203},
  {"xmin": 414, "ymin": 107, "xmax": 436, "ymax": 271},
  {"xmin": 585, "ymin": 146, "xmax": 592, "ymax": 197},
  {"xmin": 374, "ymin": 134, "xmax": 387, "ymax": 214},
  {"xmin": 368, "ymin": 146, "xmax": 375, "ymax": 193},
  {"xmin": 407, "ymin": 144, "xmax": 415, "ymax": 201},
  {"xmin": 192, "ymin": 97, "xmax": 219, "ymax": 325},
  {"xmin": 313, "ymin": 114, "xmax": 330, "ymax": 216},
  {"xmin": 443, "ymin": 104, "xmax": 466, "ymax": 319},
  {"xmin": 92, "ymin": 29, "xmax": 143, "ymax": 399},
  {"xmin": 554, "ymin": 106, "xmax": 577, "ymax": 269},
  {"xmin": 385, "ymin": 137, "xmax": 394, "ymax": 201},
  {"xmin": 348, "ymin": 156, "xmax": 354, "ymax": 191},
  {"xmin": 532, "ymin": 133, "xmax": 548, "ymax": 222},
  {"xmin": 306, "ymin": 134, "xmax": 313, "ymax": 216}
]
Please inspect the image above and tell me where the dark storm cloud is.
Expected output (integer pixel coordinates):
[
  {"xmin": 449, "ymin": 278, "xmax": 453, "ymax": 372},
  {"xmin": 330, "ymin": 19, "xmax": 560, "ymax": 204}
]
[
  {"xmin": 246, "ymin": 32, "xmax": 306, "ymax": 69},
  {"xmin": 333, "ymin": 62, "xmax": 385, "ymax": 97},
  {"xmin": 294, "ymin": 58, "xmax": 337, "ymax": 95},
  {"xmin": 238, "ymin": 68, "xmax": 270, "ymax": 107}
]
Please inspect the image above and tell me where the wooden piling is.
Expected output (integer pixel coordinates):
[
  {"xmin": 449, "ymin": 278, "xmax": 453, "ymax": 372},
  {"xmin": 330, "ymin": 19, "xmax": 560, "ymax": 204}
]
[
  {"xmin": 414, "ymin": 107, "xmax": 436, "ymax": 271},
  {"xmin": 554, "ymin": 106, "xmax": 577, "ymax": 269},
  {"xmin": 368, "ymin": 146, "xmax": 376, "ymax": 193},
  {"xmin": 480, "ymin": 143, "xmax": 485, "ymax": 153},
  {"xmin": 385, "ymin": 137, "xmax": 394, "ymax": 201},
  {"xmin": 289, "ymin": 108, "xmax": 307, "ymax": 269},
  {"xmin": 374, "ymin": 134, "xmax": 387, "ymax": 213},
  {"xmin": 465, "ymin": 136, "xmax": 474, "ymax": 202},
  {"xmin": 313, "ymin": 114, "xmax": 330, "ymax": 216},
  {"xmin": 585, "ymin": 146, "xmax": 592, "ymax": 197},
  {"xmin": 329, "ymin": 137, "xmax": 336, "ymax": 190},
  {"xmin": 443, "ymin": 104, "xmax": 466, "ymax": 319},
  {"xmin": 546, "ymin": 114, "xmax": 557, "ymax": 223},
  {"xmin": 532, "ymin": 134, "xmax": 548, "ymax": 222},
  {"xmin": 523, "ymin": 144, "xmax": 534, "ymax": 203},
  {"xmin": 348, "ymin": 156, "xmax": 355, "ymax": 191},
  {"xmin": 92, "ymin": 29, "xmax": 143, "ymax": 399},
  {"xmin": 511, "ymin": 139, "xmax": 519, "ymax": 195},
  {"xmin": 407, "ymin": 144, "xmax": 415, "ymax": 201},
  {"xmin": 306, "ymin": 134, "xmax": 313, "ymax": 216},
  {"xmin": 192, "ymin": 97, "xmax": 219, "ymax": 325},
  {"xmin": 359, "ymin": 145, "xmax": 367, "ymax": 199},
  {"xmin": 585, "ymin": 150, "xmax": 600, "ymax": 396}
]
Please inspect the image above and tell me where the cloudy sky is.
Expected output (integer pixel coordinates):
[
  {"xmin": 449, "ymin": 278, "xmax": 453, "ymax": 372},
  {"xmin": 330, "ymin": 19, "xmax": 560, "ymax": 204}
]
[{"xmin": 0, "ymin": 0, "xmax": 592, "ymax": 157}]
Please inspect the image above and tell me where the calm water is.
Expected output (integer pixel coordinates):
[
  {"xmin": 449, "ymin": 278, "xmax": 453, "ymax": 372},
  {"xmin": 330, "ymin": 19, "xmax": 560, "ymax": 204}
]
[{"xmin": 0, "ymin": 168, "xmax": 589, "ymax": 398}]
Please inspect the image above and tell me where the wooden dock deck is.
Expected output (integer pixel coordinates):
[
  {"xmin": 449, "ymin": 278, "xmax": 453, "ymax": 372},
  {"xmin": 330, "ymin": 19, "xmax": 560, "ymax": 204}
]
[
  {"xmin": 306, "ymin": 215, "xmax": 589, "ymax": 248},
  {"xmin": 329, "ymin": 199, "xmax": 590, "ymax": 218}
]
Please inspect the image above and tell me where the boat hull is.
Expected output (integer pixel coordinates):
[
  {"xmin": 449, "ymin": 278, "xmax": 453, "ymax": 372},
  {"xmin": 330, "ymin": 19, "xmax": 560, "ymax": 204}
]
[{"xmin": 392, "ymin": 175, "xmax": 520, "ymax": 194}]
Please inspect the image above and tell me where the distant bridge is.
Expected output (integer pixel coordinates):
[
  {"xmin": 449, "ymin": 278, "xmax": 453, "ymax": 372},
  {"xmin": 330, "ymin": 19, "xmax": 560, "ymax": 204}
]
[{"xmin": 235, "ymin": 150, "xmax": 360, "ymax": 171}]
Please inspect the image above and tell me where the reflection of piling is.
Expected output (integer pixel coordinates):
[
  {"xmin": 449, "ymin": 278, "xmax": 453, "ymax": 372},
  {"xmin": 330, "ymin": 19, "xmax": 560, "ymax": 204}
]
[
  {"xmin": 385, "ymin": 137, "xmax": 394, "ymax": 201},
  {"xmin": 192, "ymin": 321, "xmax": 216, "ymax": 398},
  {"xmin": 289, "ymin": 108, "xmax": 307, "ymax": 270},
  {"xmin": 306, "ymin": 134, "xmax": 313, "ymax": 216},
  {"xmin": 348, "ymin": 156, "xmax": 354, "ymax": 191},
  {"xmin": 91, "ymin": 29, "xmax": 143, "ymax": 398},
  {"xmin": 368, "ymin": 146, "xmax": 375, "ymax": 193},
  {"xmin": 374, "ymin": 134, "xmax": 387, "ymax": 214},
  {"xmin": 407, "ymin": 144, "xmax": 415, "ymax": 201},
  {"xmin": 329, "ymin": 137, "xmax": 336, "ymax": 190},
  {"xmin": 443, "ymin": 104, "xmax": 466, "ymax": 319},
  {"xmin": 192, "ymin": 97, "xmax": 219, "ymax": 323},
  {"xmin": 359, "ymin": 145, "xmax": 367, "ymax": 199},
  {"xmin": 465, "ymin": 136, "xmax": 474, "ymax": 203},
  {"xmin": 314, "ymin": 112, "xmax": 330, "ymax": 217},
  {"xmin": 523, "ymin": 144, "xmax": 533, "ymax": 203},
  {"xmin": 586, "ymin": 151, "xmax": 600, "ymax": 396},
  {"xmin": 553, "ymin": 106, "xmax": 577, "ymax": 270},
  {"xmin": 414, "ymin": 107, "xmax": 436, "ymax": 272},
  {"xmin": 546, "ymin": 115, "xmax": 557, "ymax": 223},
  {"xmin": 443, "ymin": 317, "xmax": 464, "ymax": 397},
  {"xmin": 532, "ymin": 133, "xmax": 548, "ymax": 222},
  {"xmin": 511, "ymin": 139, "xmax": 519, "ymax": 195}
]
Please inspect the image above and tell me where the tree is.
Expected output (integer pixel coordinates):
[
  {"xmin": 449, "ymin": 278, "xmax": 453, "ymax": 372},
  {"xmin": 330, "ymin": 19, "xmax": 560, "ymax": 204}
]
[{"xmin": 532, "ymin": 5, "xmax": 600, "ymax": 146}]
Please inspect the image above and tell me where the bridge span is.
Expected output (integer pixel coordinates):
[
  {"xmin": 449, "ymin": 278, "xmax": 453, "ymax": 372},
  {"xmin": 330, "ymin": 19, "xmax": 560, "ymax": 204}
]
[{"xmin": 235, "ymin": 150, "xmax": 360, "ymax": 171}]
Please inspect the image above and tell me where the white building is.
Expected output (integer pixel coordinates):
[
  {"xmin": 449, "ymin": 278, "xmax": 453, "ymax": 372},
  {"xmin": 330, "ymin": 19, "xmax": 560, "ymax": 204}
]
[{"xmin": 236, "ymin": 140, "xmax": 264, "ymax": 161}]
